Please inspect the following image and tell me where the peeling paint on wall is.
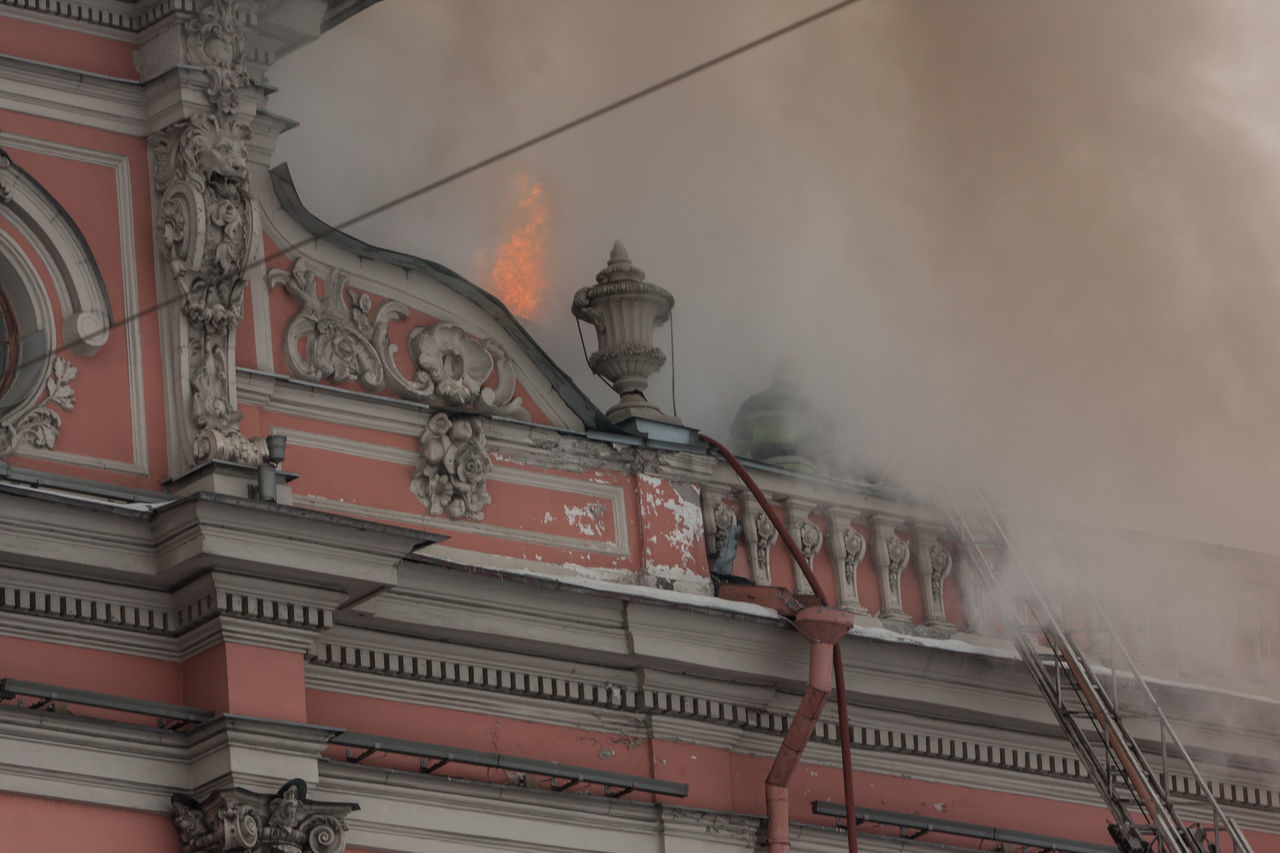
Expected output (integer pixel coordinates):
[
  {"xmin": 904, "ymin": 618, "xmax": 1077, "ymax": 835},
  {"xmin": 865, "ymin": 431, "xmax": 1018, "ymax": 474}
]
[
  {"xmin": 636, "ymin": 474, "xmax": 705, "ymax": 585},
  {"xmin": 564, "ymin": 501, "xmax": 607, "ymax": 537}
]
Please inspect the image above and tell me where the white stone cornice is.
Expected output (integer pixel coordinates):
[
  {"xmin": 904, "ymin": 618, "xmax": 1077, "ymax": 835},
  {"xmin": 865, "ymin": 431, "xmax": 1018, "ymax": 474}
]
[
  {"xmin": 0, "ymin": 703, "xmax": 190, "ymax": 811},
  {"xmin": 321, "ymin": 761, "xmax": 669, "ymax": 853},
  {"xmin": 0, "ymin": 489, "xmax": 426, "ymax": 591},
  {"xmin": 0, "ymin": 607, "xmax": 178, "ymax": 659},
  {"xmin": 304, "ymin": 665, "xmax": 649, "ymax": 742},
  {"xmin": 0, "ymin": 53, "xmax": 145, "ymax": 135},
  {"xmin": 184, "ymin": 713, "xmax": 340, "ymax": 797},
  {"xmin": 0, "ymin": 487, "xmax": 158, "ymax": 579},
  {"xmin": 178, "ymin": 614, "xmax": 321, "ymax": 657},
  {"xmin": 172, "ymin": 569, "xmax": 344, "ymax": 631},
  {"xmin": 149, "ymin": 493, "xmax": 426, "ymax": 589}
]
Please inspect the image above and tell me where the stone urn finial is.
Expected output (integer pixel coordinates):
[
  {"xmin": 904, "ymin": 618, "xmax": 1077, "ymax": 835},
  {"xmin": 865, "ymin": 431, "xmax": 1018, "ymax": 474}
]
[{"xmin": 572, "ymin": 240, "xmax": 677, "ymax": 424}]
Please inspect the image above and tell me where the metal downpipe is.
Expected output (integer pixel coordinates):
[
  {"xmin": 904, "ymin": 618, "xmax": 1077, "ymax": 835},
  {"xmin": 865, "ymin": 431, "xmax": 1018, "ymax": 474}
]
[{"xmin": 699, "ymin": 434, "xmax": 858, "ymax": 853}]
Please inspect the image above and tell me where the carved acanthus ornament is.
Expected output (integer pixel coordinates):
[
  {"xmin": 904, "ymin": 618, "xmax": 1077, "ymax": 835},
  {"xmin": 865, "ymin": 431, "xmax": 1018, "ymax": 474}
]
[
  {"xmin": 150, "ymin": 0, "xmax": 266, "ymax": 467},
  {"xmin": 786, "ymin": 500, "xmax": 822, "ymax": 597},
  {"xmin": 827, "ymin": 510, "xmax": 868, "ymax": 613},
  {"xmin": 411, "ymin": 412, "xmax": 492, "ymax": 521},
  {"xmin": 171, "ymin": 779, "xmax": 356, "ymax": 853},
  {"xmin": 698, "ymin": 485, "xmax": 741, "ymax": 577},
  {"xmin": 0, "ymin": 357, "xmax": 76, "ymax": 457},
  {"xmin": 872, "ymin": 516, "xmax": 910, "ymax": 624},
  {"xmin": 712, "ymin": 500, "xmax": 738, "ymax": 555},
  {"xmin": 269, "ymin": 259, "xmax": 530, "ymax": 418},
  {"xmin": 742, "ymin": 499, "xmax": 779, "ymax": 586},
  {"xmin": 700, "ymin": 485, "xmax": 735, "ymax": 556},
  {"xmin": 914, "ymin": 527, "xmax": 955, "ymax": 632}
]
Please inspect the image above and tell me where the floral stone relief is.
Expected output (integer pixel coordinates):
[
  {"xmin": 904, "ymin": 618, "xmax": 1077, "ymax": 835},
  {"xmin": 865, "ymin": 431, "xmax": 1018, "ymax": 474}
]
[
  {"xmin": 827, "ymin": 521, "xmax": 868, "ymax": 612},
  {"xmin": 743, "ymin": 502, "xmax": 779, "ymax": 586},
  {"xmin": 171, "ymin": 778, "xmax": 356, "ymax": 853},
  {"xmin": 411, "ymin": 412, "xmax": 492, "ymax": 521},
  {"xmin": 0, "ymin": 356, "xmax": 76, "ymax": 457},
  {"xmin": 269, "ymin": 259, "xmax": 529, "ymax": 419},
  {"xmin": 789, "ymin": 515, "xmax": 822, "ymax": 596},
  {"xmin": 150, "ymin": 0, "xmax": 266, "ymax": 466}
]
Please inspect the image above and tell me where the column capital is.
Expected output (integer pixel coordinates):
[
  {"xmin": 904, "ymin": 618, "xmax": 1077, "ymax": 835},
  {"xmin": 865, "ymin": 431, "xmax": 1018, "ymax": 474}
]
[{"xmin": 172, "ymin": 777, "xmax": 357, "ymax": 853}]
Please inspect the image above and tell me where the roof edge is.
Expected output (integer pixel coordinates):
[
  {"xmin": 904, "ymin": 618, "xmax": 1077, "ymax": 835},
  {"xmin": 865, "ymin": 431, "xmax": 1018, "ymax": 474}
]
[{"xmin": 267, "ymin": 163, "xmax": 610, "ymax": 431}]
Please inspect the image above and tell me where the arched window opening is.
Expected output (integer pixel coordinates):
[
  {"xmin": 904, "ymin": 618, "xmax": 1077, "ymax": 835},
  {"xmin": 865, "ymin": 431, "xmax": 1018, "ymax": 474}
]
[{"xmin": 0, "ymin": 149, "xmax": 106, "ymax": 457}]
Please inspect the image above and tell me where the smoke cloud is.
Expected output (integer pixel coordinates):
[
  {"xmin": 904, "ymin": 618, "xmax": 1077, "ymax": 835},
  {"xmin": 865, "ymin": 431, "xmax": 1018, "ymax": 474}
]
[{"xmin": 269, "ymin": 1, "xmax": 1280, "ymax": 700}]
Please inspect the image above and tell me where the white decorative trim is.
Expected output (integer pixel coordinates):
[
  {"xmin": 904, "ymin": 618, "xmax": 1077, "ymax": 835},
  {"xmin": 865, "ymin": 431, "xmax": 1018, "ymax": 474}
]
[
  {"xmin": 0, "ymin": 53, "xmax": 146, "ymax": 137},
  {"xmin": 0, "ymin": 564, "xmax": 170, "ymax": 627},
  {"xmin": 0, "ymin": 132, "xmax": 149, "ymax": 475},
  {"xmin": 239, "ymin": 369, "xmax": 635, "ymax": 475},
  {"xmin": 254, "ymin": 207, "xmax": 588, "ymax": 432},
  {"xmin": 308, "ymin": 626, "xmax": 1280, "ymax": 822},
  {"xmin": 0, "ymin": 704, "xmax": 189, "ymax": 812},
  {"xmin": 0, "ymin": 1, "xmax": 180, "ymax": 35},
  {"xmin": 280, "ymin": 427, "xmax": 630, "ymax": 558},
  {"xmin": 0, "ymin": 607, "xmax": 178, "ymax": 659},
  {"xmin": 0, "ymin": 563, "xmax": 342, "ymax": 658},
  {"xmin": 248, "ymin": 259, "xmax": 274, "ymax": 371}
]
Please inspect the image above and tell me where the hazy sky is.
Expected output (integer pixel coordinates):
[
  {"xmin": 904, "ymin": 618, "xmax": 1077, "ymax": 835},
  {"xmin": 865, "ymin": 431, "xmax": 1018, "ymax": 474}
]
[{"xmin": 267, "ymin": 0, "xmax": 1280, "ymax": 558}]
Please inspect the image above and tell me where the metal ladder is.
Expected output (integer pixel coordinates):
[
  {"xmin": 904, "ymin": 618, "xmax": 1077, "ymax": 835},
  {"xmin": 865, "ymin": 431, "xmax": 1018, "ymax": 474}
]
[{"xmin": 938, "ymin": 485, "xmax": 1254, "ymax": 853}]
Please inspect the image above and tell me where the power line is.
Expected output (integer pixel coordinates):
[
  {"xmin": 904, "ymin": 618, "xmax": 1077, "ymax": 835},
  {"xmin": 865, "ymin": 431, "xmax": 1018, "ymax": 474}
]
[{"xmin": 12, "ymin": 0, "xmax": 863, "ymax": 374}]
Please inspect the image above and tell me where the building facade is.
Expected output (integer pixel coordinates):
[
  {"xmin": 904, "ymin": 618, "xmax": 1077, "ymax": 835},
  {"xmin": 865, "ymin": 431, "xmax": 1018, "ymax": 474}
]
[{"xmin": 0, "ymin": 2, "xmax": 1278, "ymax": 852}]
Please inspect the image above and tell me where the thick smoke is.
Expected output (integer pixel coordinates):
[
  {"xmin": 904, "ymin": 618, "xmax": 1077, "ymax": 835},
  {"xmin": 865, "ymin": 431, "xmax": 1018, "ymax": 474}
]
[{"xmin": 268, "ymin": 1, "xmax": 1280, "ymax": 700}]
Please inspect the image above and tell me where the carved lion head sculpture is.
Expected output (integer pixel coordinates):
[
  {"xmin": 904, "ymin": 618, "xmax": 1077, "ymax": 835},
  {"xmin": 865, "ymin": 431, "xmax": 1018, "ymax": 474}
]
[{"xmin": 178, "ymin": 113, "xmax": 251, "ymax": 197}]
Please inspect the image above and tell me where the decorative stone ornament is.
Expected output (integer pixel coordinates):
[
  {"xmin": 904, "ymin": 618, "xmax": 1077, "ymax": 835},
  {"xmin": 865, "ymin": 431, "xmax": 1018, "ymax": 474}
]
[
  {"xmin": 871, "ymin": 516, "xmax": 910, "ymax": 627},
  {"xmin": 914, "ymin": 525, "xmax": 955, "ymax": 635},
  {"xmin": 411, "ymin": 412, "xmax": 492, "ymax": 520},
  {"xmin": 183, "ymin": 0, "xmax": 252, "ymax": 115},
  {"xmin": 699, "ymin": 485, "xmax": 742, "ymax": 578},
  {"xmin": 0, "ymin": 147, "xmax": 112, "ymax": 457},
  {"xmin": 786, "ymin": 499, "xmax": 822, "ymax": 596},
  {"xmin": 150, "ymin": 0, "xmax": 266, "ymax": 468},
  {"xmin": 571, "ymin": 241, "xmax": 676, "ymax": 424},
  {"xmin": 827, "ymin": 510, "xmax": 869, "ymax": 614},
  {"xmin": 0, "ymin": 356, "xmax": 75, "ymax": 457},
  {"xmin": 700, "ymin": 485, "xmax": 735, "ymax": 557},
  {"xmin": 171, "ymin": 778, "xmax": 356, "ymax": 853},
  {"xmin": 742, "ymin": 498, "xmax": 779, "ymax": 586},
  {"xmin": 268, "ymin": 259, "xmax": 530, "ymax": 418},
  {"xmin": 711, "ymin": 500, "xmax": 738, "ymax": 556}
]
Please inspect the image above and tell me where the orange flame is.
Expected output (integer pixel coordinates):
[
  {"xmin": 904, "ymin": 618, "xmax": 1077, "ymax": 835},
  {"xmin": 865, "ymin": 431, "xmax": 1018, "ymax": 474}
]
[{"xmin": 489, "ymin": 174, "xmax": 549, "ymax": 320}]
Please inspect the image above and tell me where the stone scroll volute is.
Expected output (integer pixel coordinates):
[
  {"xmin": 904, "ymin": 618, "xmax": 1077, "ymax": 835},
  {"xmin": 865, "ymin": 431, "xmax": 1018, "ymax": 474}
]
[
  {"xmin": 786, "ymin": 498, "xmax": 822, "ymax": 597},
  {"xmin": 150, "ymin": 0, "xmax": 266, "ymax": 469},
  {"xmin": 742, "ymin": 498, "xmax": 779, "ymax": 587},
  {"xmin": 827, "ymin": 509, "xmax": 869, "ymax": 614},
  {"xmin": 871, "ymin": 515, "xmax": 910, "ymax": 628},
  {"xmin": 171, "ymin": 778, "xmax": 357, "ymax": 853},
  {"xmin": 267, "ymin": 258, "xmax": 530, "ymax": 420},
  {"xmin": 914, "ymin": 525, "xmax": 955, "ymax": 636},
  {"xmin": 701, "ymin": 485, "xmax": 731, "ymax": 556}
]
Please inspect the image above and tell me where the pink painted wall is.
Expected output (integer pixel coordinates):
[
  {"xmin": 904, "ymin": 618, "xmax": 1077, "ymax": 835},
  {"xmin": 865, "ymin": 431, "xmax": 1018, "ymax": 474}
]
[
  {"xmin": 303, "ymin": 685, "xmax": 1214, "ymax": 849},
  {"xmin": 0, "ymin": 635, "xmax": 180, "ymax": 704},
  {"xmin": 0, "ymin": 17, "xmax": 139, "ymax": 80},
  {"xmin": 0, "ymin": 107, "xmax": 166, "ymax": 490},
  {"xmin": 183, "ymin": 643, "xmax": 307, "ymax": 722},
  {"xmin": 0, "ymin": 792, "xmax": 177, "ymax": 853}
]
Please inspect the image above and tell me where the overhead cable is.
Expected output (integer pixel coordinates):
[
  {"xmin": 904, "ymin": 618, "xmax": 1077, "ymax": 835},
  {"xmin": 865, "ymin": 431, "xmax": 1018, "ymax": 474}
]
[{"xmin": 11, "ymin": 0, "xmax": 864, "ymax": 374}]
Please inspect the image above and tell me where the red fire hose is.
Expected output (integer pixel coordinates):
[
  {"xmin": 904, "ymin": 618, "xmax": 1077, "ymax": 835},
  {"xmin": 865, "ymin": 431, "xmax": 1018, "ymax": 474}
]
[{"xmin": 700, "ymin": 434, "xmax": 858, "ymax": 853}]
